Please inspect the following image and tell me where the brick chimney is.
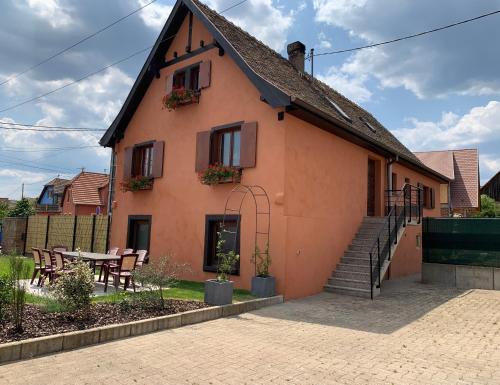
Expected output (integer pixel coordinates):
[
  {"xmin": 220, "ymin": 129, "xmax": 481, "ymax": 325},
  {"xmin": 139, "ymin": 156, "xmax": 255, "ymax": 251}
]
[{"xmin": 287, "ymin": 41, "xmax": 306, "ymax": 72}]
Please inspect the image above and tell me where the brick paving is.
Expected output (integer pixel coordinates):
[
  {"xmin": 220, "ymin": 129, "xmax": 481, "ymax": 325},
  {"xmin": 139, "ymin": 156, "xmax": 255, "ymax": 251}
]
[{"xmin": 1, "ymin": 275, "xmax": 500, "ymax": 385}]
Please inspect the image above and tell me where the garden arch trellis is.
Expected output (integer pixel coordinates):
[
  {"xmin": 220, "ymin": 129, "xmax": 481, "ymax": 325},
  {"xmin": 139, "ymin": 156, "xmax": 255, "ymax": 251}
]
[{"xmin": 221, "ymin": 184, "xmax": 270, "ymax": 276}]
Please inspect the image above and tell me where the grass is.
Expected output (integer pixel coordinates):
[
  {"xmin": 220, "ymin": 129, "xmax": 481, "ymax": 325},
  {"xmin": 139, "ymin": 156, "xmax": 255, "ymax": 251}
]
[
  {"xmin": 0, "ymin": 255, "xmax": 34, "ymax": 279},
  {"xmin": 0, "ymin": 256, "xmax": 255, "ymax": 309}
]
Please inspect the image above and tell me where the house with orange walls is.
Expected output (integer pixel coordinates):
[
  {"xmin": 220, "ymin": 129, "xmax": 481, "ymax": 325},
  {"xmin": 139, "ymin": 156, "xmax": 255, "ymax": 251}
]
[{"xmin": 100, "ymin": 0, "xmax": 448, "ymax": 299}]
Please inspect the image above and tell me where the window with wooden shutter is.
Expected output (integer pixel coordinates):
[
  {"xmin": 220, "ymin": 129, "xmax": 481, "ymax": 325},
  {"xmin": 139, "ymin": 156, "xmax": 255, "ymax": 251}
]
[
  {"xmin": 165, "ymin": 74, "xmax": 173, "ymax": 95},
  {"xmin": 430, "ymin": 187, "xmax": 435, "ymax": 209},
  {"xmin": 123, "ymin": 147, "xmax": 133, "ymax": 180},
  {"xmin": 152, "ymin": 141, "xmax": 165, "ymax": 178},
  {"xmin": 132, "ymin": 143, "xmax": 154, "ymax": 178},
  {"xmin": 240, "ymin": 121, "xmax": 257, "ymax": 168},
  {"xmin": 198, "ymin": 61, "xmax": 211, "ymax": 89},
  {"xmin": 195, "ymin": 131, "xmax": 211, "ymax": 172}
]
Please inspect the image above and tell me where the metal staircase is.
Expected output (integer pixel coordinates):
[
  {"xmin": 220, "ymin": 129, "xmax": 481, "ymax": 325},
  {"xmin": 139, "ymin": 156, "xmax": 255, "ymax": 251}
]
[{"xmin": 325, "ymin": 184, "xmax": 423, "ymax": 299}]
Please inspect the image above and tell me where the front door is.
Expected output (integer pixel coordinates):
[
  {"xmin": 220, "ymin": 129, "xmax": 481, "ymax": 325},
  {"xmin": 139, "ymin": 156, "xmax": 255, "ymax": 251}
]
[{"xmin": 367, "ymin": 159, "xmax": 376, "ymax": 216}]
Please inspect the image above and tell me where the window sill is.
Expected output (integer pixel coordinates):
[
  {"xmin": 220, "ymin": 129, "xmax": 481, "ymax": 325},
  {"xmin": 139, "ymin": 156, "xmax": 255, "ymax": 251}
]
[
  {"xmin": 163, "ymin": 89, "xmax": 200, "ymax": 111},
  {"xmin": 199, "ymin": 167, "xmax": 241, "ymax": 186}
]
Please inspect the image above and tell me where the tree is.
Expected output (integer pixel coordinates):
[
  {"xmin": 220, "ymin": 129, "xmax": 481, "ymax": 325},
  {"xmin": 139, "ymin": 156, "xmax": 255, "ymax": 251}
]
[
  {"xmin": 0, "ymin": 201, "xmax": 9, "ymax": 220},
  {"xmin": 8, "ymin": 198, "xmax": 35, "ymax": 217},
  {"xmin": 476, "ymin": 194, "xmax": 498, "ymax": 218}
]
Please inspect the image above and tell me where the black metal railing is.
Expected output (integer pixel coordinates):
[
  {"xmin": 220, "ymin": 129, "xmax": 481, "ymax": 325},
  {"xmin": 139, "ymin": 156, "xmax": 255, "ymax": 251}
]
[{"xmin": 368, "ymin": 184, "xmax": 423, "ymax": 299}]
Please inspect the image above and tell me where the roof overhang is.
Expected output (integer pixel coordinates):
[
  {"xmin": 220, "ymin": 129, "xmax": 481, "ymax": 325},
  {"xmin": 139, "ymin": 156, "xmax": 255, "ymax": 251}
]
[{"xmin": 100, "ymin": 0, "xmax": 290, "ymax": 147}]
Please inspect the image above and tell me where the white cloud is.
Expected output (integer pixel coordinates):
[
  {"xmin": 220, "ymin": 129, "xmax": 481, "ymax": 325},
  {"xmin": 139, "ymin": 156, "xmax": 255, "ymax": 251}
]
[
  {"xmin": 318, "ymin": 32, "xmax": 332, "ymax": 49},
  {"xmin": 205, "ymin": 0, "xmax": 294, "ymax": 52},
  {"xmin": 312, "ymin": 0, "xmax": 500, "ymax": 98},
  {"xmin": 393, "ymin": 101, "xmax": 500, "ymax": 151},
  {"xmin": 482, "ymin": 155, "xmax": 500, "ymax": 174},
  {"xmin": 137, "ymin": 0, "xmax": 172, "ymax": 30},
  {"xmin": 25, "ymin": 0, "xmax": 73, "ymax": 28},
  {"xmin": 317, "ymin": 66, "xmax": 372, "ymax": 103}
]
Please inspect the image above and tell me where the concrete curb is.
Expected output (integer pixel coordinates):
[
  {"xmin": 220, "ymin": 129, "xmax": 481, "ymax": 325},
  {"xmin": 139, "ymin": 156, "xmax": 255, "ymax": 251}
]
[{"xmin": 0, "ymin": 295, "xmax": 283, "ymax": 365}]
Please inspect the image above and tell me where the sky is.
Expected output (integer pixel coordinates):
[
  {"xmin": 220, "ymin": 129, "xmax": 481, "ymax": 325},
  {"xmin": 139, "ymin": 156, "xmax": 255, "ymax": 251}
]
[{"xmin": 0, "ymin": 0, "xmax": 499, "ymax": 199}]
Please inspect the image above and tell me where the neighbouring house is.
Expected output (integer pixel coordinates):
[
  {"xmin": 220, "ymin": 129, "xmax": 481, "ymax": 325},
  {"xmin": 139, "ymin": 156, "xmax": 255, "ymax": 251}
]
[
  {"xmin": 481, "ymin": 171, "xmax": 500, "ymax": 202},
  {"xmin": 36, "ymin": 177, "xmax": 71, "ymax": 215},
  {"xmin": 99, "ymin": 0, "xmax": 448, "ymax": 299},
  {"xmin": 61, "ymin": 172, "xmax": 109, "ymax": 215},
  {"xmin": 415, "ymin": 149, "xmax": 480, "ymax": 217}
]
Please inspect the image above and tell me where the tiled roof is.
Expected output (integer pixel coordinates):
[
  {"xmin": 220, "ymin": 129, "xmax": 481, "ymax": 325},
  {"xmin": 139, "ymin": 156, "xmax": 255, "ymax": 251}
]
[
  {"xmin": 192, "ymin": 0, "xmax": 423, "ymax": 165},
  {"xmin": 45, "ymin": 177, "xmax": 71, "ymax": 195},
  {"xmin": 415, "ymin": 151, "xmax": 455, "ymax": 180},
  {"xmin": 416, "ymin": 149, "xmax": 479, "ymax": 209},
  {"xmin": 68, "ymin": 172, "xmax": 109, "ymax": 206},
  {"xmin": 451, "ymin": 149, "xmax": 479, "ymax": 209}
]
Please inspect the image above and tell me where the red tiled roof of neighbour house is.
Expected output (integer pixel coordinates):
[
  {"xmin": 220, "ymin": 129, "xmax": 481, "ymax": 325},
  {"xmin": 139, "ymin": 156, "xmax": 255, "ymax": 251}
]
[
  {"xmin": 451, "ymin": 149, "xmax": 479, "ymax": 209},
  {"xmin": 414, "ymin": 151, "xmax": 455, "ymax": 180},
  {"xmin": 416, "ymin": 149, "xmax": 479, "ymax": 209},
  {"xmin": 67, "ymin": 172, "xmax": 109, "ymax": 206}
]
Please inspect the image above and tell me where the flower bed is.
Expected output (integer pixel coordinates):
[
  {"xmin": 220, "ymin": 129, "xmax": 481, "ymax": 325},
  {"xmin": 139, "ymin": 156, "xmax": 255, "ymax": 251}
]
[
  {"xmin": 0, "ymin": 300, "xmax": 208, "ymax": 344},
  {"xmin": 199, "ymin": 165, "xmax": 241, "ymax": 185}
]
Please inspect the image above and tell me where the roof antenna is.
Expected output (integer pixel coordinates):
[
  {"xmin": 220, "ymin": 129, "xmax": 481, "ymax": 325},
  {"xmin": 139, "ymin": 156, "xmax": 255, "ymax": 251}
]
[{"xmin": 310, "ymin": 48, "xmax": 314, "ymax": 78}]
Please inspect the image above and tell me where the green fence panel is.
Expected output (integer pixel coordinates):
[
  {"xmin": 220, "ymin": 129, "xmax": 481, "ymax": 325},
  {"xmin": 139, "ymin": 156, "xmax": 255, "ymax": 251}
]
[{"xmin": 423, "ymin": 217, "xmax": 500, "ymax": 267}]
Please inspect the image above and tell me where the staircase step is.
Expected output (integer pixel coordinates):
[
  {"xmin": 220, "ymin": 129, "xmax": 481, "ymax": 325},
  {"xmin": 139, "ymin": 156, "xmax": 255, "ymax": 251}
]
[
  {"xmin": 324, "ymin": 284, "xmax": 372, "ymax": 298},
  {"xmin": 362, "ymin": 216, "xmax": 386, "ymax": 223},
  {"xmin": 332, "ymin": 270, "xmax": 370, "ymax": 281},
  {"xmin": 328, "ymin": 277, "xmax": 371, "ymax": 289},
  {"xmin": 336, "ymin": 263, "xmax": 371, "ymax": 273},
  {"xmin": 341, "ymin": 256, "xmax": 372, "ymax": 265},
  {"xmin": 344, "ymin": 250, "xmax": 372, "ymax": 259}
]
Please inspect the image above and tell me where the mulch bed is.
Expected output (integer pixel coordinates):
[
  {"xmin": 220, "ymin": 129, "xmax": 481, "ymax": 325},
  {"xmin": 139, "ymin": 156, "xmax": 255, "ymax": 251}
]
[{"xmin": 0, "ymin": 300, "xmax": 209, "ymax": 344}]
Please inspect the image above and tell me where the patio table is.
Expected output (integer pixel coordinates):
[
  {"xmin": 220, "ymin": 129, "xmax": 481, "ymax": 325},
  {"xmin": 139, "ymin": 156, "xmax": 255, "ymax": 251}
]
[{"xmin": 62, "ymin": 251, "xmax": 119, "ymax": 262}]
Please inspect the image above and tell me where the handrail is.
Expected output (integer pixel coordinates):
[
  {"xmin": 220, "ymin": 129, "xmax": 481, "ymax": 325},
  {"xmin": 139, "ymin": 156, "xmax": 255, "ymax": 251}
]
[{"xmin": 367, "ymin": 183, "xmax": 423, "ymax": 299}]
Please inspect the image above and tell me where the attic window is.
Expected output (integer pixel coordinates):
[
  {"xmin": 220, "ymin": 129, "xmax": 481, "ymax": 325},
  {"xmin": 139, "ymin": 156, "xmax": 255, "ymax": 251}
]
[
  {"xmin": 360, "ymin": 117, "xmax": 377, "ymax": 133},
  {"xmin": 326, "ymin": 98, "xmax": 352, "ymax": 122}
]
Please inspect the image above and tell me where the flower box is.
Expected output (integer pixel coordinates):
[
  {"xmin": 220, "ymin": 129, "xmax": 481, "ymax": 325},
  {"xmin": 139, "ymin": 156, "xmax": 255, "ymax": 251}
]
[
  {"xmin": 199, "ymin": 165, "xmax": 241, "ymax": 185},
  {"xmin": 162, "ymin": 87, "xmax": 200, "ymax": 111},
  {"xmin": 120, "ymin": 176, "xmax": 153, "ymax": 192}
]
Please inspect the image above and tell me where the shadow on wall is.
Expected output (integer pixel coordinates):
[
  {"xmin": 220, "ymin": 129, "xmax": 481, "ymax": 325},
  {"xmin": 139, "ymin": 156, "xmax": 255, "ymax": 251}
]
[{"xmin": 250, "ymin": 275, "xmax": 468, "ymax": 335}]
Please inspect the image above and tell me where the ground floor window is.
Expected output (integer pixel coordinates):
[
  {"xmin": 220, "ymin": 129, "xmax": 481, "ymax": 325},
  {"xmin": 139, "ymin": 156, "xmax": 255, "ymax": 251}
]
[
  {"xmin": 127, "ymin": 215, "xmax": 151, "ymax": 251},
  {"xmin": 203, "ymin": 215, "xmax": 240, "ymax": 274}
]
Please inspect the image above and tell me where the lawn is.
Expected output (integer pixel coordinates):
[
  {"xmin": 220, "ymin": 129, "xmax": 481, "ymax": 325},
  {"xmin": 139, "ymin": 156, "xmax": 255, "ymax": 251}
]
[{"xmin": 0, "ymin": 256, "xmax": 255, "ymax": 306}]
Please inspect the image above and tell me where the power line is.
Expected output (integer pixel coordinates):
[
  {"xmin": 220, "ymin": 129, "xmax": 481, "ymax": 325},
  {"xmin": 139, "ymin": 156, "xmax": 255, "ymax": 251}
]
[
  {"xmin": 0, "ymin": 145, "xmax": 100, "ymax": 153},
  {"xmin": 0, "ymin": 0, "xmax": 159, "ymax": 87},
  {"xmin": 0, "ymin": 125, "xmax": 105, "ymax": 132},
  {"xmin": 308, "ymin": 9, "xmax": 500, "ymax": 58},
  {"xmin": 0, "ymin": 121, "xmax": 101, "ymax": 130},
  {"xmin": 0, "ymin": 159, "xmax": 74, "ymax": 173},
  {"xmin": 0, "ymin": 153, "xmax": 76, "ymax": 173},
  {"xmin": 0, "ymin": 0, "xmax": 248, "ymax": 114}
]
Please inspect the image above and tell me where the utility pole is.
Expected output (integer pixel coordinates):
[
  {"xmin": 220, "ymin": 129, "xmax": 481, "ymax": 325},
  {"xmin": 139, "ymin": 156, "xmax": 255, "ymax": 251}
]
[{"xmin": 21, "ymin": 183, "xmax": 24, "ymax": 199}]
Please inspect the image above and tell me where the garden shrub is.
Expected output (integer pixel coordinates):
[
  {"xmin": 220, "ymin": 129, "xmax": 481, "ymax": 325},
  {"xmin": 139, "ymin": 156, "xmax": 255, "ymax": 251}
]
[
  {"xmin": 132, "ymin": 254, "xmax": 190, "ymax": 309},
  {"xmin": 8, "ymin": 255, "xmax": 30, "ymax": 332},
  {"xmin": 52, "ymin": 260, "xmax": 94, "ymax": 313},
  {"xmin": 216, "ymin": 232, "xmax": 239, "ymax": 282},
  {"xmin": 0, "ymin": 276, "xmax": 10, "ymax": 322}
]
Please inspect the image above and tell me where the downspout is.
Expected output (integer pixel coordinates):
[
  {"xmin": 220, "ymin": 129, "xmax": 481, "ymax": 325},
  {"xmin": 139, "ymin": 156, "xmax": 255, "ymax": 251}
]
[{"xmin": 106, "ymin": 149, "xmax": 116, "ymax": 250}]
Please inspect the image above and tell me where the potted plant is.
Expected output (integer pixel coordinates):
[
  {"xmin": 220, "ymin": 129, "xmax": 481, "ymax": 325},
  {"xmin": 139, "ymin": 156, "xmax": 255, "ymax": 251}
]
[
  {"xmin": 120, "ymin": 176, "xmax": 153, "ymax": 192},
  {"xmin": 199, "ymin": 164, "xmax": 241, "ymax": 185},
  {"xmin": 251, "ymin": 244, "xmax": 275, "ymax": 297},
  {"xmin": 162, "ymin": 87, "xmax": 200, "ymax": 111},
  {"xmin": 204, "ymin": 232, "xmax": 240, "ymax": 306}
]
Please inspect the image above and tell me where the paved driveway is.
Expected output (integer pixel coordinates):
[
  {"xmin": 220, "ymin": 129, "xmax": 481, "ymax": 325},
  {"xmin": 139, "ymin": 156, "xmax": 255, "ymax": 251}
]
[{"xmin": 1, "ymin": 276, "xmax": 500, "ymax": 385}]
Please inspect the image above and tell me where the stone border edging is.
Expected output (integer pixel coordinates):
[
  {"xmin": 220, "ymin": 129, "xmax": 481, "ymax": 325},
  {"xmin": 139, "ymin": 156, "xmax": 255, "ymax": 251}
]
[{"xmin": 0, "ymin": 295, "xmax": 283, "ymax": 365}]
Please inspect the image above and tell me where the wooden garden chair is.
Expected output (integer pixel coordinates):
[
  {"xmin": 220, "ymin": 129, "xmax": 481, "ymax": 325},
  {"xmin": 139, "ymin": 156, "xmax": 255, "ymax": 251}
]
[
  {"xmin": 97, "ymin": 247, "xmax": 119, "ymax": 282},
  {"xmin": 53, "ymin": 251, "xmax": 73, "ymax": 280},
  {"xmin": 30, "ymin": 248, "xmax": 45, "ymax": 286},
  {"xmin": 104, "ymin": 253, "xmax": 138, "ymax": 293},
  {"xmin": 135, "ymin": 250, "xmax": 148, "ymax": 268},
  {"xmin": 40, "ymin": 249, "xmax": 56, "ymax": 286}
]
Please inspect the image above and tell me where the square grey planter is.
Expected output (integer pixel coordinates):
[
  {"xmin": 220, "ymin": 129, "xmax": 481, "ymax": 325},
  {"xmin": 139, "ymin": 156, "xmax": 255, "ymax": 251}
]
[
  {"xmin": 204, "ymin": 279, "xmax": 233, "ymax": 305},
  {"xmin": 251, "ymin": 276, "xmax": 276, "ymax": 297}
]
